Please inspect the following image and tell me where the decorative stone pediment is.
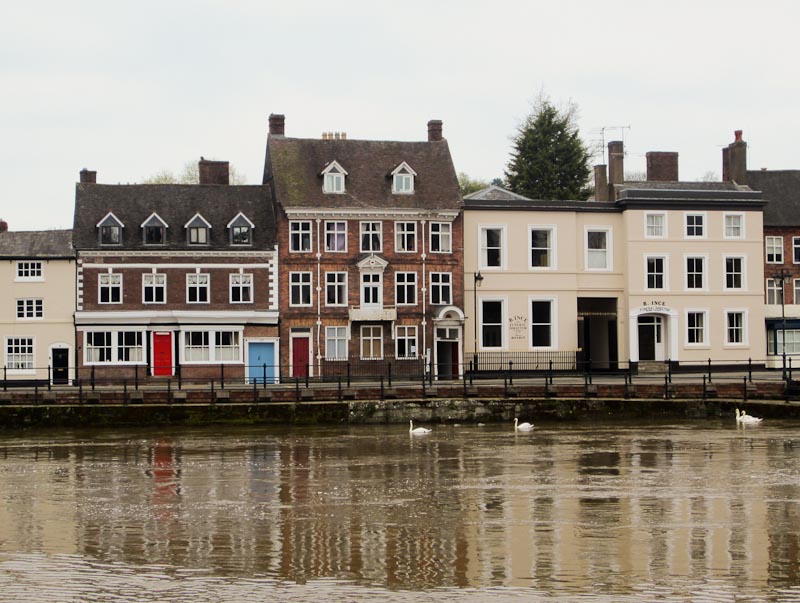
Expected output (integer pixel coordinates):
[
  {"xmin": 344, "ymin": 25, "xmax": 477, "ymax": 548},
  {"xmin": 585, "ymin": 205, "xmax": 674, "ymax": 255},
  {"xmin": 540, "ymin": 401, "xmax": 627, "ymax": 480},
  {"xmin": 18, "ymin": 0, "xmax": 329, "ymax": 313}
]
[
  {"xmin": 433, "ymin": 305, "xmax": 465, "ymax": 323},
  {"xmin": 356, "ymin": 254, "xmax": 388, "ymax": 272}
]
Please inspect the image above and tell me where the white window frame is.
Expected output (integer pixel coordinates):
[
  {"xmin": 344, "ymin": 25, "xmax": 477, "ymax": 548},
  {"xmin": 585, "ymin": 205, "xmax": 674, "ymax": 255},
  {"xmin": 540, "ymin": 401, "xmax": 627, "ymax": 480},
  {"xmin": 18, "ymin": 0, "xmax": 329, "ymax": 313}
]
[
  {"xmin": 393, "ymin": 172, "xmax": 414, "ymax": 194},
  {"xmin": 325, "ymin": 272, "xmax": 348, "ymax": 307},
  {"xmin": 585, "ymin": 227, "xmax": 612, "ymax": 271},
  {"xmin": 430, "ymin": 272, "xmax": 452, "ymax": 305},
  {"xmin": 5, "ymin": 336, "xmax": 34, "ymax": 373},
  {"xmin": 325, "ymin": 326, "xmax": 349, "ymax": 360},
  {"xmin": 230, "ymin": 272, "xmax": 253, "ymax": 304},
  {"xmin": 479, "ymin": 225, "xmax": 506, "ymax": 270},
  {"xmin": 98, "ymin": 272, "xmax": 123, "ymax": 304},
  {"xmin": 360, "ymin": 272, "xmax": 382, "ymax": 307},
  {"xmin": 395, "ymin": 325, "xmax": 418, "ymax": 359},
  {"xmin": 186, "ymin": 273, "xmax": 210, "ymax": 304},
  {"xmin": 188, "ymin": 225, "xmax": 209, "ymax": 245},
  {"xmin": 100, "ymin": 224, "xmax": 122, "ymax": 245},
  {"xmin": 723, "ymin": 255, "xmax": 746, "ymax": 291},
  {"xmin": 394, "ymin": 221, "xmax": 417, "ymax": 253},
  {"xmin": 289, "ymin": 272, "xmax": 313, "ymax": 307},
  {"xmin": 724, "ymin": 213, "xmax": 744, "ymax": 239},
  {"xmin": 142, "ymin": 272, "xmax": 167, "ymax": 304},
  {"xmin": 766, "ymin": 278, "xmax": 784, "ymax": 305},
  {"xmin": 360, "ymin": 221, "xmax": 382, "ymax": 253},
  {"xmin": 766, "ymin": 236, "xmax": 784, "ymax": 264},
  {"xmin": 724, "ymin": 309, "xmax": 748, "ymax": 346},
  {"xmin": 529, "ymin": 297, "xmax": 556, "ymax": 350},
  {"xmin": 395, "ymin": 271, "xmax": 417, "ymax": 306},
  {"xmin": 794, "ymin": 237, "xmax": 800, "ymax": 264},
  {"xmin": 479, "ymin": 297, "xmax": 506, "ymax": 350},
  {"xmin": 322, "ymin": 162, "xmax": 347, "ymax": 194},
  {"xmin": 430, "ymin": 222, "xmax": 452, "ymax": 254},
  {"xmin": 529, "ymin": 225, "xmax": 556, "ymax": 270},
  {"xmin": 360, "ymin": 325, "xmax": 383, "ymax": 360},
  {"xmin": 685, "ymin": 309, "xmax": 709, "ymax": 347},
  {"xmin": 16, "ymin": 261, "xmax": 43, "ymax": 282},
  {"xmin": 645, "ymin": 254, "xmax": 669, "ymax": 291},
  {"xmin": 324, "ymin": 220, "xmax": 347, "ymax": 253},
  {"xmin": 684, "ymin": 212, "xmax": 706, "ymax": 239},
  {"xmin": 180, "ymin": 329, "xmax": 243, "ymax": 364},
  {"xmin": 644, "ymin": 212, "xmax": 666, "ymax": 238},
  {"xmin": 684, "ymin": 255, "xmax": 707, "ymax": 291},
  {"xmin": 289, "ymin": 221, "xmax": 312, "ymax": 253},
  {"xmin": 16, "ymin": 298, "xmax": 43, "ymax": 320},
  {"xmin": 83, "ymin": 330, "xmax": 147, "ymax": 365},
  {"xmin": 794, "ymin": 278, "xmax": 800, "ymax": 304}
]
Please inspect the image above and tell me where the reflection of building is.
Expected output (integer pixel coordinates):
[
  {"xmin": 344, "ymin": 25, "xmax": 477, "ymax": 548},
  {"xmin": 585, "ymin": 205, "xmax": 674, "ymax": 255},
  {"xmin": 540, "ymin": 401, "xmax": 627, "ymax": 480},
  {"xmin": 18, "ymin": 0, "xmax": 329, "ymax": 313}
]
[
  {"xmin": 464, "ymin": 139, "xmax": 766, "ymax": 370},
  {"xmin": 264, "ymin": 115, "xmax": 465, "ymax": 379},
  {"xmin": 72, "ymin": 162, "xmax": 279, "ymax": 383},
  {"xmin": 0, "ymin": 228, "xmax": 75, "ymax": 383}
]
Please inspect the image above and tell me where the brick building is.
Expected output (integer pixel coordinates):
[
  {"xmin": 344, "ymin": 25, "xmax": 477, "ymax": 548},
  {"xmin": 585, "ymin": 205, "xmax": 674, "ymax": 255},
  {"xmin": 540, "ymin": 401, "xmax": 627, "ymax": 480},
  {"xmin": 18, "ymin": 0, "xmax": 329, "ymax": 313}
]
[
  {"xmin": 72, "ymin": 161, "xmax": 279, "ymax": 383},
  {"xmin": 263, "ymin": 115, "xmax": 464, "ymax": 379}
]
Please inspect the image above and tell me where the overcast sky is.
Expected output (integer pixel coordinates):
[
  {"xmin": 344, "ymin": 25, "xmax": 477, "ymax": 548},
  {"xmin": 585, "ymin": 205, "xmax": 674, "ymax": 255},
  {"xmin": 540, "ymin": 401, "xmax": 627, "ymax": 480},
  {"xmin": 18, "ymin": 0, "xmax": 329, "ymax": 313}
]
[{"xmin": 3, "ymin": 0, "xmax": 798, "ymax": 230}]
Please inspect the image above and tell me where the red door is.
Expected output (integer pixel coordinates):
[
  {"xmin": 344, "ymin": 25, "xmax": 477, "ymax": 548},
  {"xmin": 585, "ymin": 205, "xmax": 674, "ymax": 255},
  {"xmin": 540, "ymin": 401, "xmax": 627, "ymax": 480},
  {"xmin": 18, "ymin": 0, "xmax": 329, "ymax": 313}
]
[
  {"xmin": 292, "ymin": 337, "xmax": 309, "ymax": 378},
  {"xmin": 153, "ymin": 333, "xmax": 173, "ymax": 376}
]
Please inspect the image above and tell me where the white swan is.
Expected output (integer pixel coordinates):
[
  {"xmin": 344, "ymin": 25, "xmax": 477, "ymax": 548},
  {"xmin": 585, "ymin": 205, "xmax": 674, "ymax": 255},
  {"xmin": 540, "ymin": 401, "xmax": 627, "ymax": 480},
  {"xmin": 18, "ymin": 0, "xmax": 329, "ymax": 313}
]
[
  {"xmin": 409, "ymin": 420, "xmax": 431, "ymax": 435},
  {"xmin": 736, "ymin": 408, "xmax": 763, "ymax": 424},
  {"xmin": 514, "ymin": 417, "xmax": 534, "ymax": 431}
]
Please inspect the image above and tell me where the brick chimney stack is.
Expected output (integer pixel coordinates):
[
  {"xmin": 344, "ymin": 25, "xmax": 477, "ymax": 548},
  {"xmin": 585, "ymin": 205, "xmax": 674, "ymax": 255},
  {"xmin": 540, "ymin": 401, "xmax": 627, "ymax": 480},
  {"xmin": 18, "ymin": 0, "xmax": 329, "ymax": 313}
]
[
  {"xmin": 198, "ymin": 158, "xmax": 230, "ymax": 185},
  {"xmin": 269, "ymin": 113, "xmax": 285, "ymax": 136},
  {"xmin": 427, "ymin": 119, "xmax": 443, "ymax": 142},
  {"xmin": 646, "ymin": 152, "xmax": 679, "ymax": 181},
  {"xmin": 608, "ymin": 141, "xmax": 624, "ymax": 185},
  {"xmin": 79, "ymin": 168, "xmax": 97, "ymax": 184},
  {"xmin": 594, "ymin": 165, "xmax": 609, "ymax": 201},
  {"xmin": 723, "ymin": 129, "xmax": 747, "ymax": 184}
]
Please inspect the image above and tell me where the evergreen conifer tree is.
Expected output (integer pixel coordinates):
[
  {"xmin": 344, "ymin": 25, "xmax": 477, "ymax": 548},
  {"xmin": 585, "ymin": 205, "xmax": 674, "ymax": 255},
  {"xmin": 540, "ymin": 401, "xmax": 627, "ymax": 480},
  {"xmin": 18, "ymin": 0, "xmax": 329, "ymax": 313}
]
[{"xmin": 505, "ymin": 99, "xmax": 592, "ymax": 200}]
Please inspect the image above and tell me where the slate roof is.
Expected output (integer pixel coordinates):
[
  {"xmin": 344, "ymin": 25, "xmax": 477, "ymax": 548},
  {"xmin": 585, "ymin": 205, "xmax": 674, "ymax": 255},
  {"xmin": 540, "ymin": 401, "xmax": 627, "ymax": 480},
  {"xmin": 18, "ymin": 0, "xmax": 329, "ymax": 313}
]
[
  {"xmin": 0, "ymin": 229, "xmax": 73, "ymax": 259},
  {"xmin": 615, "ymin": 182, "xmax": 764, "ymax": 210},
  {"xmin": 745, "ymin": 170, "xmax": 800, "ymax": 227},
  {"xmin": 264, "ymin": 136, "xmax": 462, "ymax": 211},
  {"xmin": 464, "ymin": 185, "xmax": 619, "ymax": 212},
  {"xmin": 73, "ymin": 184, "xmax": 276, "ymax": 250}
]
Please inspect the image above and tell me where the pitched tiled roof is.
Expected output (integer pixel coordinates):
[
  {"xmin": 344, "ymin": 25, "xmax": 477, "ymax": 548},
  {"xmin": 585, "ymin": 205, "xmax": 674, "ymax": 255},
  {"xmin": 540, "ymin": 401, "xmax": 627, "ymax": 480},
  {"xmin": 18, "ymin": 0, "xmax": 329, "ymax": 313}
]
[
  {"xmin": 0, "ymin": 229, "xmax": 73, "ymax": 258},
  {"xmin": 746, "ymin": 170, "xmax": 800, "ymax": 226},
  {"xmin": 73, "ymin": 184, "xmax": 276, "ymax": 250},
  {"xmin": 265, "ymin": 136, "xmax": 461, "ymax": 211}
]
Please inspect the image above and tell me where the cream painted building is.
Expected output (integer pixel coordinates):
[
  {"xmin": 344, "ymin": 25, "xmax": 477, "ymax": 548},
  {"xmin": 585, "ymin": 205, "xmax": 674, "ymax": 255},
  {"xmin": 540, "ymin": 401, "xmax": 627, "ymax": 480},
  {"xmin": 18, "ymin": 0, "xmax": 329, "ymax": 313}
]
[
  {"xmin": 0, "ymin": 229, "xmax": 76, "ymax": 383},
  {"xmin": 463, "ymin": 180, "xmax": 766, "ymax": 371}
]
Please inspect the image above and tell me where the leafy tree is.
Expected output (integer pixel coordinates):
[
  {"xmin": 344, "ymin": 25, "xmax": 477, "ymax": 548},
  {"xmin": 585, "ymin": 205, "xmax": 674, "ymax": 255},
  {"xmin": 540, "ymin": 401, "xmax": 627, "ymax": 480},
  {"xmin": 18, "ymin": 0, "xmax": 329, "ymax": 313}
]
[
  {"xmin": 505, "ymin": 97, "xmax": 592, "ymax": 200},
  {"xmin": 458, "ymin": 172, "xmax": 489, "ymax": 196},
  {"xmin": 142, "ymin": 160, "xmax": 246, "ymax": 184}
]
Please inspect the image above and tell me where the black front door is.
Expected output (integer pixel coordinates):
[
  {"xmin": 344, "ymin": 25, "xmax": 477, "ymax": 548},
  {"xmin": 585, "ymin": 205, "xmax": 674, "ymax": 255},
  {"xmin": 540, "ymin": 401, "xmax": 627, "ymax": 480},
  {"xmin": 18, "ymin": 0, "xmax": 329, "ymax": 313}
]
[{"xmin": 53, "ymin": 348, "xmax": 69, "ymax": 384}]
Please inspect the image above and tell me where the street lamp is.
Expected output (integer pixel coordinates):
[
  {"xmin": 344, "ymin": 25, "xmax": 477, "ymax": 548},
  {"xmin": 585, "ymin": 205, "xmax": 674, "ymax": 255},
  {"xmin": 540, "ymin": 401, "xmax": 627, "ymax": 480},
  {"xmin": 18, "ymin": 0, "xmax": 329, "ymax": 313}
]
[
  {"xmin": 773, "ymin": 269, "xmax": 789, "ymax": 381},
  {"xmin": 473, "ymin": 271, "xmax": 484, "ymax": 369}
]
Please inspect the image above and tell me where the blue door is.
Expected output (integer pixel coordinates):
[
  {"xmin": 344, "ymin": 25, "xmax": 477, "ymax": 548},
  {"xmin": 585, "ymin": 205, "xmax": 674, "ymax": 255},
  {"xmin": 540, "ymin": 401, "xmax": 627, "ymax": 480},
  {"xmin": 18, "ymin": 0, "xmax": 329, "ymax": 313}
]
[{"xmin": 248, "ymin": 342, "xmax": 277, "ymax": 384}]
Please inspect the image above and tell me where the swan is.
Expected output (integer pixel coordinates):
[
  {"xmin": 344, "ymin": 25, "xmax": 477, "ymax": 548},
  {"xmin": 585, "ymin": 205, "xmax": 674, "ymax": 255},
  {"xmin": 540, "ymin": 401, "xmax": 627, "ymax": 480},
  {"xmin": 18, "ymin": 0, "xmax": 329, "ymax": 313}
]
[
  {"xmin": 409, "ymin": 420, "xmax": 431, "ymax": 435},
  {"xmin": 736, "ymin": 408, "xmax": 763, "ymax": 424},
  {"xmin": 514, "ymin": 417, "xmax": 534, "ymax": 431}
]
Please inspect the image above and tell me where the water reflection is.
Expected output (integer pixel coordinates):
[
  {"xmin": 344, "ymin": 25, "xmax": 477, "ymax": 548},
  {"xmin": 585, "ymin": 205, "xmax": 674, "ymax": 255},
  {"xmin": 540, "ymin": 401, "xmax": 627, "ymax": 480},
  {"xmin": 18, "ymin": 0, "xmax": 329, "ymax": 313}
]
[{"xmin": 0, "ymin": 422, "xmax": 799, "ymax": 600}]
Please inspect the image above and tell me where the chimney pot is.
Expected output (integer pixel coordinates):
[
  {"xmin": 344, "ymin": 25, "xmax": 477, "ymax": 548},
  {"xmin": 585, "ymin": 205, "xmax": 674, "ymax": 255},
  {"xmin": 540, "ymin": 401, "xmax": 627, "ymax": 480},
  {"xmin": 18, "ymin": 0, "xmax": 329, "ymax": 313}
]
[
  {"xmin": 80, "ymin": 168, "xmax": 97, "ymax": 184},
  {"xmin": 0, "ymin": 219, "xmax": 7, "ymax": 233},
  {"xmin": 646, "ymin": 151, "xmax": 679, "ymax": 182},
  {"xmin": 735, "ymin": 129, "xmax": 743, "ymax": 142},
  {"xmin": 269, "ymin": 113, "xmax": 285, "ymax": 136},
  {"xmin": 198, "ymin": 158, "xmax": 230, "ymax": 185},
  {"xmin": 427, "ymin": 119, "xmax": 443, "ymax": 142}
]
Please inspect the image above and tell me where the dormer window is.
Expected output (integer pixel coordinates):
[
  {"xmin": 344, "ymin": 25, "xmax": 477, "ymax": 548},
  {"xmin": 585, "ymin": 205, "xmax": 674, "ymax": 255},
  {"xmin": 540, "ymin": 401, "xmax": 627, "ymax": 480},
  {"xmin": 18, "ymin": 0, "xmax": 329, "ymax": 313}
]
[
  {"xmin": 321, "ymin": 161, "xmax": 348, "ymax": 194},
  {"xmin": 141, "ymin": 212, "xmax": 168, "ymax": 245},
  {"xmin": 391, "ymin": 162, "xmax": 417, "ymax": 194},
  {"xmin": 184, "ymin": 213, "xmax": 212, "ymax": 245},
  {"xmin": 96, "ymin": 212, "xmax": 124, "ymax": 245},
  {"xmin": 227, "ymin": 212, "xmax": 255, "ymax": 246}
]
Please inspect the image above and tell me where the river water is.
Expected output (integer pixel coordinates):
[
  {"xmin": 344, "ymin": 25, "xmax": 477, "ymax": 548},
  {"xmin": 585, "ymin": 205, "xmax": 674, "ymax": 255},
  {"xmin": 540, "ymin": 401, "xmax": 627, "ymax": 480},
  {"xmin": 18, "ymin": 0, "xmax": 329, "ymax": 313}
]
[{"xmin": 1, "ymin": 419, "xmax": 799, "ymax": 602}]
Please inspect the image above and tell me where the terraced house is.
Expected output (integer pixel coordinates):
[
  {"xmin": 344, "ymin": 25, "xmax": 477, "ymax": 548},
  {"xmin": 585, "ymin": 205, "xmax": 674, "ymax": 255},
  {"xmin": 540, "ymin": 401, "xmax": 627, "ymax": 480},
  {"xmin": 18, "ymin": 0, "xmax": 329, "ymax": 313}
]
[
  {"xmin": 0, "ymin": 226, "xmax": 75, "ymax": 383},
  {"xmin": 463, "ymin": 138, "xmax": 766, "ymax": 372},
  {"xmin": 72, "ymin": 161, "xmax": 279, "ymax": 383},
  {"xmin": 264, "ymin": 114, "xmax": 465, "ymax": 379}
]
